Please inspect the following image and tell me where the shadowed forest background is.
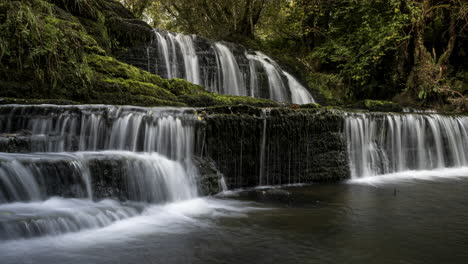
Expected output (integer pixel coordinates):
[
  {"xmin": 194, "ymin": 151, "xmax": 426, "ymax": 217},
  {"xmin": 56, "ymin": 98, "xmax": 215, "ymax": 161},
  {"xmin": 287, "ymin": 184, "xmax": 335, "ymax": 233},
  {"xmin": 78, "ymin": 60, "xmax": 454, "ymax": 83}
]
[
  {"xmin": 123, "ymin": 0, "xmax": 468, "ymax": 110},
  {"xmin": 0, "ymin": 0, "xmax": 467, "ymax": 111}
]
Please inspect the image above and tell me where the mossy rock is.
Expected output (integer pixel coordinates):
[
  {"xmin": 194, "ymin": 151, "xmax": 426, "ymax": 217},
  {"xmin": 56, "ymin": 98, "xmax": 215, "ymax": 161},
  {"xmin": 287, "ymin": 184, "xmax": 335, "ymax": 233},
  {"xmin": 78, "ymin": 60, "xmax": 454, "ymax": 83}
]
[
  {"xmin": 89, "ymin": 93, "xmax": 184, "ymax": 107},
  {"xmin": 96, "ymin": 77, "xmax": 177, "ymax": 101},
  {"xmin": 351, "ymin": 100, "xmax": 403, "ymax": 112},
  {"xmin": 48, "ymin": 0, "xmax": 101, "ymax": 21},
  {"xmin": 179, "ymin": 93, "xmax": 279, "ymax": 107},
  {"xmin": 298, "ymin": 103, "xmax": 321, "ymax": 109},
  {"xmin": 166, "ymin": 79, "xmax": 207, "ymax": 96},
  {"xmin": 87, "ymin": 54, "xmax": 166, "ymax": 86},
  {"xmin": 0, "ymin": 97, "xmax": 79, "ymax": 105},
  {"xmin": 0, "ymin": 0, "xmax": 297, "ymax": 109}
]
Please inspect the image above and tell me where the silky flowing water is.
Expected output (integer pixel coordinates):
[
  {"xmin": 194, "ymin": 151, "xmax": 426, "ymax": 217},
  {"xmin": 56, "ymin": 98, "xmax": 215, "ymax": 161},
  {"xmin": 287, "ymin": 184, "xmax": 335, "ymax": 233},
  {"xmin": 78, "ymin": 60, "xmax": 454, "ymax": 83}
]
[
  {"xmin": 146, "ymin": 30, "xmax": 315, "ymax": 104},
  {"xmin": 1, "ymin": 104, "xmax": 468, "ymax": 263},
  {"xmin": 1, "ymin": 171, "xmax": 468, "ymax": 264}
]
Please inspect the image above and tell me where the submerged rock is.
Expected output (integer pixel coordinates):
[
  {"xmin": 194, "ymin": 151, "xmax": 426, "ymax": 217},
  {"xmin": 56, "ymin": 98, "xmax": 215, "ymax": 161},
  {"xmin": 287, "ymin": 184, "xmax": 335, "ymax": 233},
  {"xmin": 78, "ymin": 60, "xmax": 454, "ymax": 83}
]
[{"xmin": 237, "ymin": 188, "xmax": 293, "ymax": 204}]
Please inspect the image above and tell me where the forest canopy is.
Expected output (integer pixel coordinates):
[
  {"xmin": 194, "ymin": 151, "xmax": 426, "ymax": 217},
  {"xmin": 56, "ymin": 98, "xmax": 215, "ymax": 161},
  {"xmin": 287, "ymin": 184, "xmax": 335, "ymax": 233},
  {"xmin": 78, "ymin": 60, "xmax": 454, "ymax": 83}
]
[{"xmin": 122, "ymin": 0, "xmax": 468, "ymax": 111}]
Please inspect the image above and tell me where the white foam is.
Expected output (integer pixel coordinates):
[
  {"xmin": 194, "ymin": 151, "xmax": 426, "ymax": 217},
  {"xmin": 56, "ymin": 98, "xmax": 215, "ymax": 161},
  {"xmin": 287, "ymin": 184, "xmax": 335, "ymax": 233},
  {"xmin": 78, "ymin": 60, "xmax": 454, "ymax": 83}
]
[
  {"xmin": 347, "ymin": 167, "xmax": 468, "ymax": 186},
  {"xmin": 0, "ymin": 198, "xmax": 265, "ymax": 255}
]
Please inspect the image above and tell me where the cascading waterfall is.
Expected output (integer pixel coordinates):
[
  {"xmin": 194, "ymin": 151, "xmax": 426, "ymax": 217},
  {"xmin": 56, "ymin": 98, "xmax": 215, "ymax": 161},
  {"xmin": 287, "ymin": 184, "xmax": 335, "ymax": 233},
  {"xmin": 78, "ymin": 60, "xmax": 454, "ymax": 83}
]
[
  {"xmin": 214, "ymin": 43, "xmax": 246, "ymax": 96},
  {"xmin": 248, "ymin": 53, "xmax": 259, "ymax": 98},
  {"xmin": 0, "ymin": 198, "xmax": 141, "ymax": 240},
  {"xmin": 154, "ymin": 32, "xmax": 173, "ymax": 78},
  {"xmin": 139, "ymin": 30, "xmax": 315, "ymax": 103},
  {"xmin": 0, "ymin": 104, "xmax": 200, "ymax": 240},
  {"xmin": 258, "ymin": 109, "xmax": 271, "ymax": 185},
  {"xmin": 151, "ymin": 30, "xmax": 200, "ymax": 84},
  {"xmin": 246, "ymin": 52, "xmax": 288, "ymax": 102},
  {"xmin": 176, "ymin": 33, "xmax": 201, "ymax": 85},
  {"xmin": 345, "ymin": 113, "xmax": 468, "ymax": 178},
  {"xmin": 285, "ymin": 72, "xmax": 316, "ymax": 104}
]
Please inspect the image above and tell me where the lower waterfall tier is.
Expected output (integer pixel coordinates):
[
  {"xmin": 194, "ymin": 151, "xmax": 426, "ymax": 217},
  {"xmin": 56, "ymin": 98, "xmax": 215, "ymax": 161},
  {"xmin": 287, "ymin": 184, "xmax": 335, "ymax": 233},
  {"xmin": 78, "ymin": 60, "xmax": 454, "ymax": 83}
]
[
  {"xmin": 346, "ymin": 113, "xmax": 468, "ymax": 178},
  {"xmin": 0, "ymin": 152, "xmax": 199, "ymax": 203},
  {"xmin": 0, "ymin": 198, "xmax": 143, "ymax": 240},
  {"xmin": 1, "ymin": 104, "xmax": 468, "ymax": 191}
]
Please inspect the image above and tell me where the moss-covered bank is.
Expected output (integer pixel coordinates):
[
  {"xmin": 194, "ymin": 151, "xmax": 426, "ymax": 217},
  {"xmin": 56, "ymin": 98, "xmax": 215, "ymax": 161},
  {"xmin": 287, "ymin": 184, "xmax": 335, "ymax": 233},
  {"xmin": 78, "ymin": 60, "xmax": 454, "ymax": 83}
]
[{"xmin": 0, "ymin": 0, "xmax": 278, "ymax": 108}]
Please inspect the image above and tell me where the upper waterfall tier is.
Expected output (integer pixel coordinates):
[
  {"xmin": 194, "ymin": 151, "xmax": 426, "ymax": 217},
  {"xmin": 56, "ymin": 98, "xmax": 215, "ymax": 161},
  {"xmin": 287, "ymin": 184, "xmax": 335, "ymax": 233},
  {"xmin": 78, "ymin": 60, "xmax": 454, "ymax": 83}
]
[
  {"xmin": 345, "ymin": 113, "xmax": 468, "ymax": 178},
  {"xmin": 119, "ymin": 30, "xmax": 315, "ymax": 104}
]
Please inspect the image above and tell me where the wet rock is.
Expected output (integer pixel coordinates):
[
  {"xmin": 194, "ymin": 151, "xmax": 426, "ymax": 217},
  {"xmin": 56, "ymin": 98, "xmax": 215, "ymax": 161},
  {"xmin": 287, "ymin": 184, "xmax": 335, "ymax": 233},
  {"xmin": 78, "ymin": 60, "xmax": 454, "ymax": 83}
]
[
  {"xmin": 193, "ymin": 156, "xmax": 224, "ymax": 196},
  {"xmin": 200, "ymin": 107, "xmax": 350, "ymax": 189}
]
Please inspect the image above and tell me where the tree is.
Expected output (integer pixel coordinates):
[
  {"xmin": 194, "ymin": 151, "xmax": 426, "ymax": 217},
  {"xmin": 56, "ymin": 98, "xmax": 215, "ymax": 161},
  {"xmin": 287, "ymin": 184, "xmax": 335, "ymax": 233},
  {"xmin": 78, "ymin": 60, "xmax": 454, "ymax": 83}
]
[
  {"xmin": 121, "ymin": 0, "xmax": 276, "ymax": 40},
  {"xmin": 407, "ymin": 0, "xmax": 468, "ymax": 102}
]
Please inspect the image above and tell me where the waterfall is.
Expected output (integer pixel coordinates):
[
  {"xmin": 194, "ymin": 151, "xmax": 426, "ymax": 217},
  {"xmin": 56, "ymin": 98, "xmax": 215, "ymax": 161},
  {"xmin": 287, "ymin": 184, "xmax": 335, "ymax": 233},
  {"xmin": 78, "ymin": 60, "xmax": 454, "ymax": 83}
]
[
  {"xmin": 258, "ymin": 109, "xmax": 271, "ymax": 185},
  {"xmin": 247, "ymin": 53, "xmax": 259, "ymax": 98},
  {"xmin": 0, "ymin": 105, "xmax": 196, "ymax": 155},
  {"xmin": 0, "ymin": 159, "xmax": 42, "ymax": 202},
  {"xmin": 151, "ymin": 30, "xmax": 200, "ymax": 84},
  {"xmin": 0, "ymin": 198, "xmax": 141, "ymax": 240},
  {"xmin": 246, "ymin": 52, "xmax": 288, "ymax": 102},
  {"xmin": 176, "ymin": 34, "xmax": 201, "ymax": 85},
  {"xmin": 345, "ymin": 113, "xmax": 468, "ymax": 178},
  {"xmin": 214, "ymin": 43, "xmax": 247, "ymax": 96},
  {"xmin": 285, "ymin": 72, "xmax": 316, "ymax": 104},
  {"xmin": 134, "ymin": 30, "xmax": 316, "ymax": 103},
  {"xmin": 154, "ymin": 32, "xmax": 172, "ymax": 78},
  {"xmin": 0, "ymin": 104, "xmax": 200, "ymax": 240}
]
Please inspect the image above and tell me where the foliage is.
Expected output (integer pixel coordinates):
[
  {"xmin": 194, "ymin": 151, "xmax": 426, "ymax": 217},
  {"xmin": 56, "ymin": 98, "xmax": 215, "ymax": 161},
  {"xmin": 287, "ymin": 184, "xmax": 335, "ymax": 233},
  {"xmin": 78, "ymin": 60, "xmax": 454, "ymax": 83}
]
[
  {"xmin": 124, "ymin": 0, "xmax": 467, "ymax": 111},
  {"xmin": 0, "ymin": 0, "xmax": 95, "ymax": 100},
  {"xmin": 1, "ymin": 0, "xmax": 466, "ymax": 111},
  {"xmin": 0, "ymin": 0, "xmax": 278, "ymax": 108},
  {"xmin": 122, "ymin": 0, "xmax": 281, "ymax": 40}
]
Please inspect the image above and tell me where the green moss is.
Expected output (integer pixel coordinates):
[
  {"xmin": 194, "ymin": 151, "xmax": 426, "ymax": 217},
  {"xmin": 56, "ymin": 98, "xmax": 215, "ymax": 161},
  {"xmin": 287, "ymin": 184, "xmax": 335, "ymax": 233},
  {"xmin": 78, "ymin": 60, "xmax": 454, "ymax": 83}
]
[
  {"xmin": 0, "ymin": 0, "xmax": 97, "ymax": 100},
  {"xmin": 179, "ymin": 93, "xmax": 279, "ymax": 107},
  {"xmin": 210, "ymin": 94, "xmax": 279, "ymax": 107},
  {"xmin": 89, "ymin": 93, "xmax": 184, "ymax": 107},
  {"xmin": 0, "ymin": 0, "xmax": 292, "ymax": 108},
  {"xmin": 166, "ymin": 79, "xmax": 207, "ymax": 96},
  {"xmin": 298, "ymin": 103, "xmax": 321, "ymax": 109},
  {"xmin": 306, "ymin": 72, "xmax": 346, "ymax": 105},
  {"xmin": 87, "ymin": 54, "xmax": 166, "ymax": 85},
  {"xmin": 48, "ymin": 0, "xmax": 100, "ymax": 21},
  {"xmin": 96, "ymin": 77, "xmax": 177, "ymax": 101},
  {"xmin": 0, "ymin": 97, "xmax": 79, "ymax": 105},
  {"xmin": 358, "ymin": 99, "xmax": 403, "ymax": 112},
  {"xmin": 79, "ymin": 15, "xmax": 111, "ymax": 52}
]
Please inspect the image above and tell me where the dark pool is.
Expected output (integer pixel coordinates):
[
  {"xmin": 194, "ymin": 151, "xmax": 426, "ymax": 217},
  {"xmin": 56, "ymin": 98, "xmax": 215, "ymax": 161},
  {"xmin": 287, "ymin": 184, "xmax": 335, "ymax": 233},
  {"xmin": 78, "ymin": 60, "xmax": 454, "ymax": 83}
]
[{"xmin": 1, "ymin": 169, "xmax": 468, "ymax": 264}]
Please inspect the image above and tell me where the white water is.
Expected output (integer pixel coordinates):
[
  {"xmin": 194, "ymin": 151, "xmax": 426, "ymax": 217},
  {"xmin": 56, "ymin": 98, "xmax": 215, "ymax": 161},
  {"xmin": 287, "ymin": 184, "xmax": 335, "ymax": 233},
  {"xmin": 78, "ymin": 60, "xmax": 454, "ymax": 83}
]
[
  {"xmin": 0, "ymin": 198, "xmax": 266, "ymax": 263},
  {"xmin": 0, "ymin": 105, "xmax": 202, "ymax": 240},
  {"xmin": 285, "ymin": 72, "xmax": 316, "ymax": 104},
  {"xmin": 247, "ymin": 52, "xmax": 259, "ymax": 98},
  {"xmin": 0, "ymin": 152, "xmax": 93, "ymax": 202},
  {"xmin": 345, "ymin": 113, "xmax": 468, "ymax": 178},
  {"xmin": 154, "ymin": 32, "xmax": 173, "ymax": 78},
  {"xmin": 214, "ymin": 43, "xmax": 246, "ymax": 96},
  {"xmin": 0, "ymin": 105, "xmax": 196, "ymax": 155},
  {"xmin": 246, "ymin": 52, "xmax": 288, "ymax": 102},
  {"xmin": 148, "ymin": 30, "xmax": 315, "ymax": 103},
  {"xmin": 258, "ymin": 109, "xmax": 271, "ymax": 185},
  {"xmin": 348, "ymin": 167, "xmax": 468, "ymax": 186},
  {"xmin": 0, "ymin": 198, "xmax": 141, "ymax": 240},
  {"xmin": 175, "ymin": 34, "xmax": 201, "ymax": 85}
]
